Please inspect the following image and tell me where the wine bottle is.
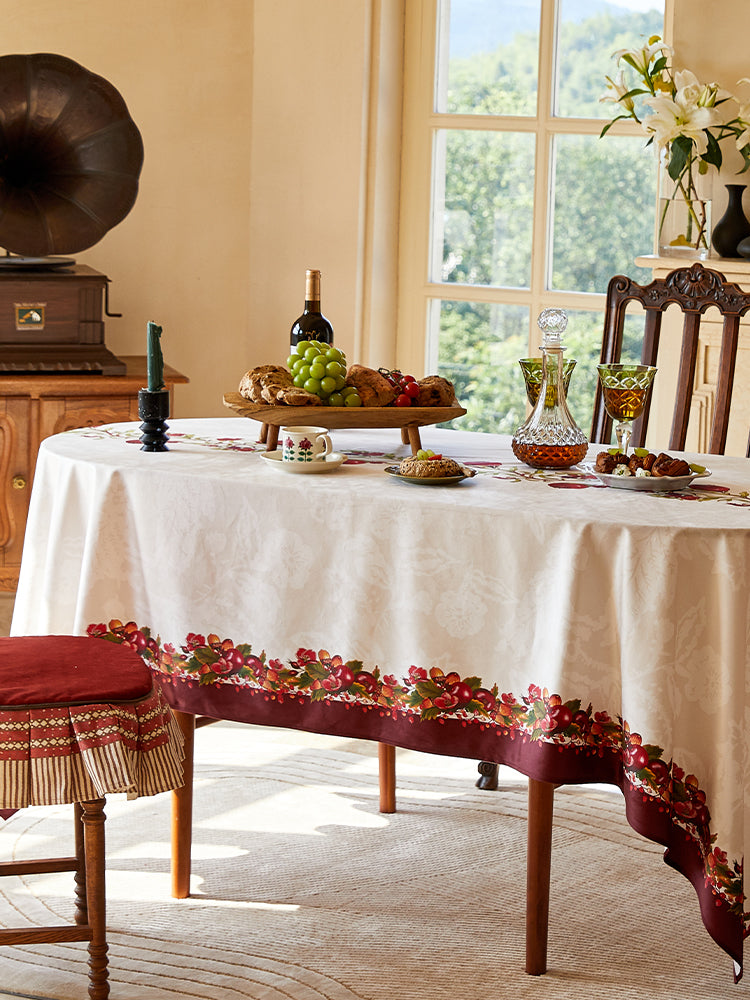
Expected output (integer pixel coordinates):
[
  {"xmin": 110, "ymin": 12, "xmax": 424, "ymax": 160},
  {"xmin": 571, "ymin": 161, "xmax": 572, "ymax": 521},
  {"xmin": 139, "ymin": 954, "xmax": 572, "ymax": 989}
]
[{"xmin": 290, "ymin": 269, "xmax": 334, "ymax": 353}]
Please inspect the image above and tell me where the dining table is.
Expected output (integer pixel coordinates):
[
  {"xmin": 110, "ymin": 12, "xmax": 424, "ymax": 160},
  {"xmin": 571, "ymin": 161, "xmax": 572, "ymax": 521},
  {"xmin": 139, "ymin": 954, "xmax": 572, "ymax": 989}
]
[{"xmin": 9, "ymin": 415, "xmax": 750, "ymax": 980}]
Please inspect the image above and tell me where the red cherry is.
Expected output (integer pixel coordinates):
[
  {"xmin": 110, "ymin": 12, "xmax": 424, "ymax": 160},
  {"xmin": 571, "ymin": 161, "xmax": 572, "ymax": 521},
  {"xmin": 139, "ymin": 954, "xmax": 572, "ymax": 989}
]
[
  {"xmin": 126, "ymin": 631, "xmax": 148, "ymax": 651},
  {"xmin": 625, "ymin": 745, "xmax": 650, "ymax": 771},
  {"xmin": 648, "ymin": 759, "xmax": 670, "ymax": 782},
  {"xmin": 548, "ymin": 704, "xmax": 573, "ymax": 731},
  {"xmin": 474, "ymin": 688, "xmax": 497, "ymax": 711},
  {"xmin": 404, "ymin": 382, "xmax": 419, "ymax": 398},
  {"xmin": 354, "ymin": 671, "xmax": 378, "ymax": 694},
  {"xmin": 401, "ymin": 374, "xmax": 416, "ymax": 383},
  {"xmin": 395, "ymin": 393, "xmax": 411, "ymax": 406},
  {"xmin": 334, "ymin": 665, "xmax": 354, "ymax": 689},
  {"xmin": 448, "ymin": 681, "xmax": 474, "ymax": 704}
]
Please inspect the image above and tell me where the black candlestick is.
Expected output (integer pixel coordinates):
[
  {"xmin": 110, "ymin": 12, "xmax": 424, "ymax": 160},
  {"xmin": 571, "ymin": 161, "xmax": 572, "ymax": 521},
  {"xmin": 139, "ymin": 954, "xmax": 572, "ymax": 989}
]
[{"xmin": 138, "ymin": 388, "xmax": 170, "ymax": 451}]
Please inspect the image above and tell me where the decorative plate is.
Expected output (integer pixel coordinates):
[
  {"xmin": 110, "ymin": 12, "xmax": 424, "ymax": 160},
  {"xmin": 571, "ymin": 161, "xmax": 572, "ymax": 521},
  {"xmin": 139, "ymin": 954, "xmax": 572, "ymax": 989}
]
[
  {"xmin": 260, "ymin": 450, "xmax": 346, "ymax": 474},
  {"xmin": 384, "ymin": 465, "xmax": 476, "ymax": 486},
  {"xmin": 584, "ymin": 463, "xmax": 711, "ymax": 492}
]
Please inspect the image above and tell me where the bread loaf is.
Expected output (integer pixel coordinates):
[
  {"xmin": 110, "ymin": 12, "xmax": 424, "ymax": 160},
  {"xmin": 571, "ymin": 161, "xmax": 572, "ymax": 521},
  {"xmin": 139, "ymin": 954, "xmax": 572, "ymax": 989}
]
[
  {"xmin": 345, "ymin": 364, "xmax": 397, "ymax": 407},
  {"xmin": 416, "ymin": 376, "xmax": 458, "ymax": 407},
  {"xmin": 398, "ymin": 456, "xmax": 465, "ymax": 478}
]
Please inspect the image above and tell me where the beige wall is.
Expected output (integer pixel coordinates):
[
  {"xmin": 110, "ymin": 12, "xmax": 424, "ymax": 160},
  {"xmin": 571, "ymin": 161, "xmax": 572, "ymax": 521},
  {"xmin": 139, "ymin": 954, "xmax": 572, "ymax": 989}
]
[
  {"xmin": 2, "ymin": 0, "xmax": 382, "ymax": 417},
  {"xmin": 2, "ymin": 1, "xmax": 746, "ymax": 418},
  {"xmin": 672, "ymin": 0, "xmax": 750, "ymax": 208}
]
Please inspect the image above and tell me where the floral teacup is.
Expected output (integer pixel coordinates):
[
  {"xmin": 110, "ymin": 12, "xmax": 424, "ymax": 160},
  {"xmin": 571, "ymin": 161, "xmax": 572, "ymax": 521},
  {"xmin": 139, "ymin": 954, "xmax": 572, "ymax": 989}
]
[{"xmin": 281, "ymin": 425, "xmax": 332, "ymax": 464}]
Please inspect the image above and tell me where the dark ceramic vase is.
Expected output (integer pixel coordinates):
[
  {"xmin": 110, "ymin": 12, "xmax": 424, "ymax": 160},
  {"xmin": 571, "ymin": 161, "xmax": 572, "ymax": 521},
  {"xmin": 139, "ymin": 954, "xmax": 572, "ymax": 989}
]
[{"xmin": 711, "ymin": 184, "xmax": 750, "ymax": 258}]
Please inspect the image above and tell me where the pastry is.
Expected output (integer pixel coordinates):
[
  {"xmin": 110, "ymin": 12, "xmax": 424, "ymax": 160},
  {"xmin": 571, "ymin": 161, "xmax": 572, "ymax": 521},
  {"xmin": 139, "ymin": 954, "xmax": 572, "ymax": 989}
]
[
  {"xmin": 239, "ymin": 365, "xmax": 290, "ymax": 402},
  {"xmin": 651, "ymin": 453, "xmax": 691, "ymax": 477},
  {"xmin": 398, "ymin": 455, "xmax": 465, "ymax": 478},
  {"xmin": 345, "ymin": 364, "xmax": 397, "ymax": 407},
  {"xmin": 594, "ymin": 451, "xmax": 628, "ymax": 474},
  {"xmin": 594, "ymin": 449, "xmax": 692, "ymax": 477},
  {"xmin": 415, "ymin": 375, "xmax": 458, "ymax": 407},
  {"xmin": 278, "ymin": 387, "xmax": 322, "ymax": 406}
]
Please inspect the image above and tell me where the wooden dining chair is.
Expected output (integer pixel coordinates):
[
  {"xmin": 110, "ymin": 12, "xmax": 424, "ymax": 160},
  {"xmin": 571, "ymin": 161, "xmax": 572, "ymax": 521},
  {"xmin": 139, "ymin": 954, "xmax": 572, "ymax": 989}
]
[
  {"xmin": 591, "ymin": 261, "xmax": 750, "ymax": 456},
  {"xmin": 0, "ymin": 635, "xmax": 185, "ymax": 1000},
  {"xmin": 524, "ymin": 260, "xmax": 750, "ymax": 974}
]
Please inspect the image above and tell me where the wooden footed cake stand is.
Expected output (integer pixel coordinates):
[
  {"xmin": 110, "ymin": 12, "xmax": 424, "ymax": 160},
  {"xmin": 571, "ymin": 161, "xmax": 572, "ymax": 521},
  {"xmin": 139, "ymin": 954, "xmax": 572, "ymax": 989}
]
[{"xmin": 222, "ymin": 393, "xmax": 466, "ymax": 454}]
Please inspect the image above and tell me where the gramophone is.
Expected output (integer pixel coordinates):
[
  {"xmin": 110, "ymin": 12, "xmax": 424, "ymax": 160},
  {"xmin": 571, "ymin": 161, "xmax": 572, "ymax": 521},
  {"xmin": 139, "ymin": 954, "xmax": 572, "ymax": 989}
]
[{"xmin": 0, "ymin": 52, "xmax": 144, "ymax": 374}]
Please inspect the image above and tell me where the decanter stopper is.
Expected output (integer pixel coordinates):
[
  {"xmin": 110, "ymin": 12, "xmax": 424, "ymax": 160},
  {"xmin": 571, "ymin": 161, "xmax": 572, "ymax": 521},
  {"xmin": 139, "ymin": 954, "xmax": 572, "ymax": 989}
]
[
  {"xmin": 538, "ymin": 307, "xmax": 568, "ymax": 344},
  {"xmin": 511, "ymin": 309, "xmax": 588, "ymax": 469}
]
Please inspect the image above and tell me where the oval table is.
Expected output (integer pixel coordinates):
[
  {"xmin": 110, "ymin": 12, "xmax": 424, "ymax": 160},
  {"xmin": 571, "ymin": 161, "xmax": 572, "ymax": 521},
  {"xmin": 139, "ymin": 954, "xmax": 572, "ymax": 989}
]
[{"xmin": 10, "ymin": 417, "xmax": 750, "ymax": 979}]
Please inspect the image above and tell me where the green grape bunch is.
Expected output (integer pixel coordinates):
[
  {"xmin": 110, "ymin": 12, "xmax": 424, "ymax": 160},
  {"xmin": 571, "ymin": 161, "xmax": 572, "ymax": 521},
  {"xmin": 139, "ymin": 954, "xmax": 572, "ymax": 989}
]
[{"xmin": 286, "ymin": 340, "xmax": 362, "ymax": 406}]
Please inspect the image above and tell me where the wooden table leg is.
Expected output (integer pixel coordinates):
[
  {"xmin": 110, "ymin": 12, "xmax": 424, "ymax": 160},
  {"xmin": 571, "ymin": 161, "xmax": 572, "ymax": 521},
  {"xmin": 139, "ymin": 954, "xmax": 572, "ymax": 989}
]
[
  {"xmin": 525, "ymin": 777, "xmax": 555, "ymax": 975},
  {"xmin": 266, "ymin": 425, "xmax": 280, "ymax": 452},
  {"xmin": 171, "ymin": 711, "xmax": 195, "ymax": 899},
  {"xmin": 406, "ymin": 424, "xmax": 422, "ymax": 455},
  {"xmin": 378, "ymin": 743, "xmax": 396, "ymax": 813}
]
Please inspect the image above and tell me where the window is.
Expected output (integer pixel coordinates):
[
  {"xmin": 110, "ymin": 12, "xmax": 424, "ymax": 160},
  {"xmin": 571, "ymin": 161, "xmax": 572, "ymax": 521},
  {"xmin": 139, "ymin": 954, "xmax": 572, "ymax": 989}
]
[{"xmin": 398, "ymin": 0, "xmax": 666, "ymax": 434}]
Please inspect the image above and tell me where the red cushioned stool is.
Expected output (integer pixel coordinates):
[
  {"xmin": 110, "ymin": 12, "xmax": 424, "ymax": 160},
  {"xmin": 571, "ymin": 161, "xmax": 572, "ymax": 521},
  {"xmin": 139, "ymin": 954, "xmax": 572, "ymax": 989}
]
[{"xmin": 0, "ymin": 636, "xmax": 185, "ymax": 1000}]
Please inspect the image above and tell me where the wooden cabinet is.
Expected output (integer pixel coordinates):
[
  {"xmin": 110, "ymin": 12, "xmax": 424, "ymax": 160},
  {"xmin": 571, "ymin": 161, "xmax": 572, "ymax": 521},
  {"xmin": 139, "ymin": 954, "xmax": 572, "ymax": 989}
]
[{"xmin": 0, "ymin": 356, "xmax": 188, "ymax": 591}]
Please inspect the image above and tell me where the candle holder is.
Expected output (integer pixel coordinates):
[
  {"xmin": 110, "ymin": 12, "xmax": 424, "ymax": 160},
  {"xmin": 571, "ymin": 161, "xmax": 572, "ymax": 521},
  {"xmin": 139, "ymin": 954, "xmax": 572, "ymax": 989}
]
[{"xmin": 138, "ymin": 388, "xmax": 170, "ymax": 451}]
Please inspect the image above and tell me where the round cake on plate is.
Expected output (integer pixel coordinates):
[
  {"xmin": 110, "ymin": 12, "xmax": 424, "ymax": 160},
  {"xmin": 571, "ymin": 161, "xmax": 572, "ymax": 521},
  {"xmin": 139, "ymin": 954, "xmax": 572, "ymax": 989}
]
[{"xmin": 398, "ymin": 455, "xmax": 465, "ymax": 478}]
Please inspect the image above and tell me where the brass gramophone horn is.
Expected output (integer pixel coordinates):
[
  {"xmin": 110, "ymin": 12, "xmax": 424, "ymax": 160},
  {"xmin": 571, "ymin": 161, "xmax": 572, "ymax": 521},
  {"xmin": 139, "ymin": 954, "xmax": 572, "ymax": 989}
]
[{"xmin": 0, "ymin": 52, "xmax": 144, "ymax": 257}]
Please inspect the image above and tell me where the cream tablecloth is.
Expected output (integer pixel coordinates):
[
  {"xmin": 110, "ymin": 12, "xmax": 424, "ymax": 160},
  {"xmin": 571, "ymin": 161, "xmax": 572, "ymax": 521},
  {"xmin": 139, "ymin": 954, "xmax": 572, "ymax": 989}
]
[{"xmin": 11, "ymin": 418, "xmax": 750, "ymax": 972}]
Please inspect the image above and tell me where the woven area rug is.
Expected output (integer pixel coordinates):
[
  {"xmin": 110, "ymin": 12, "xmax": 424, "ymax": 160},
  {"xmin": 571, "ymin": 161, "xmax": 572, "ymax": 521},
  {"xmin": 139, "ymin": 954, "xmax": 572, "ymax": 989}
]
[{"xmin": 0, "ymin": 721, "xmax": 744, "ymax": 1000}]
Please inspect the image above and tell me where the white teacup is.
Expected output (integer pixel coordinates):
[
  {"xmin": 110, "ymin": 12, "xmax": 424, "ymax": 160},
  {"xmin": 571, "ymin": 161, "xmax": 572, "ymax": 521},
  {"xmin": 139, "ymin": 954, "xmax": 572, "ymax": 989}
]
[{"xmin": 281, "ymin": 425, "xmax": 333, "ymax": 464}]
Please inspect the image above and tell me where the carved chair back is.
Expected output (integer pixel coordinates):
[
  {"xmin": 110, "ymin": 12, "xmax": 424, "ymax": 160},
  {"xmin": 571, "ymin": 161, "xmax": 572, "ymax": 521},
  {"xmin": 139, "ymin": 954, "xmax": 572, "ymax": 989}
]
[{"xmin": 591, "ymin": 262, "xmax": 750, "ymax": 456}]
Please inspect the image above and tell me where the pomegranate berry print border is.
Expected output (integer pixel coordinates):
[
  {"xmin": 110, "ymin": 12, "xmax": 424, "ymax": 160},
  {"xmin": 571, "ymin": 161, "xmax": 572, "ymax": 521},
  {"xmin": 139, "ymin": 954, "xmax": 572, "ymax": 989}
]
[{"xmin": 88, "ymin": 618, "xmax": 744, "ymax": 931}]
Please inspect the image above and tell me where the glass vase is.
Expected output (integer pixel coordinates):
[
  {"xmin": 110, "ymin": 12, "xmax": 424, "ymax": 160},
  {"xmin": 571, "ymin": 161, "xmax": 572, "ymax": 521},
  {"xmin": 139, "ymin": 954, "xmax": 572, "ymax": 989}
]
[{"xmin": 657, "ymin": 168, "xmax": 711, "ymax": 259}]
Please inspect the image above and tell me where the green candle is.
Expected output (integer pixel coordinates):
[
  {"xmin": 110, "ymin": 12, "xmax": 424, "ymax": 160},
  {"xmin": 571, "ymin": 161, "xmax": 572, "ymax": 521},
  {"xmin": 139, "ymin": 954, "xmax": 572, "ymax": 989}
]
[{"xmin": 147, "ymin": 321, "xmax": 165, "ymax": 391}]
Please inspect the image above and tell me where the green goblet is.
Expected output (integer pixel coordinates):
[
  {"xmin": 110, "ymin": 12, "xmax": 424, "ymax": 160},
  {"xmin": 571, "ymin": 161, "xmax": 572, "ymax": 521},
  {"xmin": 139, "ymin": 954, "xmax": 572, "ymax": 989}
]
[
  {"xmin": 596, "ymin": 363, "xmax": 657, "ymax": 454},
  {"xmin": 519, "ymin": 357, "xmax": 577, "ymax": 407}
]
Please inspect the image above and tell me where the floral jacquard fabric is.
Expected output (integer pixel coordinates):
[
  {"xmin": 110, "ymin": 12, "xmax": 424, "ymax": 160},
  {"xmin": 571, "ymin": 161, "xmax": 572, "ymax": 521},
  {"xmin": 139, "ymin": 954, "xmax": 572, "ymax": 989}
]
[
  {"xmin": 89, "ymin": 616, "xmax": 744, "ymax": 933},
  {"xmin": 12, "ymin": 419, "xmax": 750, "ymax": 975}
]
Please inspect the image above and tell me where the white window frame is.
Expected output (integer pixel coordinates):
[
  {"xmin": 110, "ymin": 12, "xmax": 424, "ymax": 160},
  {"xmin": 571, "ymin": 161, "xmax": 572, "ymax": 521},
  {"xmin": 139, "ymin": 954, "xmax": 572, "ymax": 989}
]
[{"xmin": 396, "ymin": 0, "xmax": 673, "ymax": 378}]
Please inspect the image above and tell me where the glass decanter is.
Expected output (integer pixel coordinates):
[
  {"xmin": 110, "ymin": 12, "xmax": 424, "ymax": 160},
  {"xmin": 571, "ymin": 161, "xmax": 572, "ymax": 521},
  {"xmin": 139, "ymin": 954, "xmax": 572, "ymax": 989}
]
[{"xmin": 511, "ymin": 308, "xmax": 588, "ymax": 469}]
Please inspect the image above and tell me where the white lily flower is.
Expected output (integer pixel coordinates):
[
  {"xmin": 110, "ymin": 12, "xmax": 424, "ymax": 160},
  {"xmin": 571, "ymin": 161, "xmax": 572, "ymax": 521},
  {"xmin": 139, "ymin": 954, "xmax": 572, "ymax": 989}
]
[
  {"xmin": 600, "ymin": 71, "xmax": 634, "ymax": 112},
  {"xmin": 734, "ymin": 104, "xmax": 750, "ymax": 151},
  {"xmin": 613, "ymin": 39, "xmax": 670, "ymax": 77},
  {"xmin": 644, "ymin": 87, "xmax": 721, "ymax": 155}
]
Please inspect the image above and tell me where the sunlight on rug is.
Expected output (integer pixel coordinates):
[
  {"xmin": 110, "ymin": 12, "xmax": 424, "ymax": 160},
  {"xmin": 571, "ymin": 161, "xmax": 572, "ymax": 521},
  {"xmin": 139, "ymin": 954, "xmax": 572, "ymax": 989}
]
[{"xmin": 0, "ymin": 722, "xmax": 743, "ymax": 1000}]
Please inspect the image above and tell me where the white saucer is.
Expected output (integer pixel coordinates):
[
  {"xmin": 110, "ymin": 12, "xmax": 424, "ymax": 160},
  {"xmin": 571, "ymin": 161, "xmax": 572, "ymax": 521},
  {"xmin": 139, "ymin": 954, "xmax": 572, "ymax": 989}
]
[{"xmin": 260, "ymin": 450, "xmax": 346, "ymax": 474}]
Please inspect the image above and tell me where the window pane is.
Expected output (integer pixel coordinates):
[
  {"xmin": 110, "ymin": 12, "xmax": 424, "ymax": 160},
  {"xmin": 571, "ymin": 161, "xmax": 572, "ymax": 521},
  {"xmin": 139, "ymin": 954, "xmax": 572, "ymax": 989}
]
[
  {"xmin": 433, "ymin": 129, "xmax": 535, "ymax": 288},
  {"xmin": 549, "ymin": 134, "xmax": 657, "ymax": 294},
  {"xmin": 431, "ymin": 300, "xmax": 647, "ymax": 438},
  {"xmin": 436, "ymin": 0, "xmax": 541, "ymax": 115},
  {"xmin": 429, "ymin": 298, "xmax": 530, "ymax": 434},
  {"xmin": 554, "ymin": 1, "xmax": 665, "ymax": 118}
]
